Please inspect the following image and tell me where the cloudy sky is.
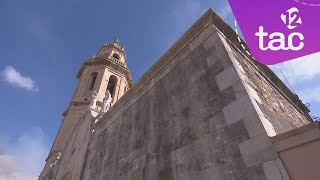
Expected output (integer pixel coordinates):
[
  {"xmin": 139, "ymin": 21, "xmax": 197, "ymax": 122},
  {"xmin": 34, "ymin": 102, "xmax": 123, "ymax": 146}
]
[{"xmin": 0, "ymin": 0, "xmax": 319, "ymax": 179}]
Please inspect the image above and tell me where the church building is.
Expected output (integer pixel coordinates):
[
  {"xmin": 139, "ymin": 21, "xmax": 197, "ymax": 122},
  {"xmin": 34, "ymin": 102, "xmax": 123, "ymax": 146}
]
[{"xmin": 39, "ymin": 9, "xmax": 320, "ymax": 180}]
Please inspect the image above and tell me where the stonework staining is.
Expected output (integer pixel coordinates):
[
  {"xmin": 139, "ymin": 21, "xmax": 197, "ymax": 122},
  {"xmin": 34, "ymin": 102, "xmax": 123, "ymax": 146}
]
[
  {"xmin": 222, "ymin": 42, "xmax": 310, "ymax": 134},
  {"xmin": 39, "ymin": 8, "xmax": 315, "ymax": 180}
]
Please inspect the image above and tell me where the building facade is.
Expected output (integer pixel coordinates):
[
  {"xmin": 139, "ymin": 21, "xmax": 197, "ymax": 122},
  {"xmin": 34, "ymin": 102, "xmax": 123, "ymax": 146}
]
[
  {"xmin": 39, "ymin": 9, "xmax": 319, "ymax": 180},
  {"xmin": 39, "ymin": 38, "xmax": 132, "ymax": 180}
]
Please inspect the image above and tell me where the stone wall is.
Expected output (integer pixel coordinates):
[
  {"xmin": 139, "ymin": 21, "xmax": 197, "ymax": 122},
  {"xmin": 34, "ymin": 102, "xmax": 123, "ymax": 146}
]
[
  {"xmin": 81, "ymin": 22, "xmax": 283, "ymax": 179},
  {"xmin": 219, "ymin": 34, "xmax": 310, "ymax": 135},
  {"xmin": 39, "ymin": 9, "xmax": 312, "ymax": 180},
  {"xmin": 78, "ymin": 7, "xmax": 313, "ymax": 179}
]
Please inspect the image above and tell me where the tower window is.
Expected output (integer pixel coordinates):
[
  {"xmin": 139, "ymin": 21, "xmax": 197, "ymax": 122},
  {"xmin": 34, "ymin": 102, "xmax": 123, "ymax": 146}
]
[
  {"xmin": 112, "ymin": 53, "xmax": 120, "ymax": 60},
  {"xmin": 107, "ymin": 75, "xmax": 117, "ymax": 98},
  {"xmin": 89, "ymin": 72, "xmax": 98, "ymax": 90}
]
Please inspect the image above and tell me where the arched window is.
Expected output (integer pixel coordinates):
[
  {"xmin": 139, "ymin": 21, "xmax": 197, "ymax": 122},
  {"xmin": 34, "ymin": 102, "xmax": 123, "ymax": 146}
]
[
  {"xmin": 112, "ymin": 53, "xmax": 120, "ymax": 60},
  {"xmin": 107, "ymin": 75, "xmax": 117, "ymax": 98},
  {"xmin": 123, "ymin": 86, "xmax": 127, "ymax": 95},
  {"xmin": 89, "ymin": 72, "xmax": 98, "ymax": 90}
]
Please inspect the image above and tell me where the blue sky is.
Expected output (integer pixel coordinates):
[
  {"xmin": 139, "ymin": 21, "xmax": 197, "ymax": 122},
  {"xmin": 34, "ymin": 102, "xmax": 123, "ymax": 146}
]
[{"xmin": 0, "ymin": 0, "xmax": 319, "ymax": 179}]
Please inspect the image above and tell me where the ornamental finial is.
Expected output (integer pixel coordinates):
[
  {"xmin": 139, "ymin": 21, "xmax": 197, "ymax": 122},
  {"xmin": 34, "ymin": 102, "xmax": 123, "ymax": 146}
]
[{"xmin": 114, "ymin": 36, "xmax": 119, "ymax": 44}]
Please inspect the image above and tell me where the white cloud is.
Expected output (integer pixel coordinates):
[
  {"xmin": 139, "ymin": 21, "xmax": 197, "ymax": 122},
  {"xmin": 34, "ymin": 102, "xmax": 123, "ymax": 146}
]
[
  {"xmin": 1, "ymin": 66, "xmax": 38, "ymax": 92},
  {"xmin": 298, "ymin": 86, "xmax": 320, "ymax": 103},
  {"xmin": 271, "ymin": 52, "xmax": 320, "ymax": 84},
  {"xmin": 0, "ymin": 156, "xmax": 37, "ymax": 180},
  {"xmin": 0, "ymin": 127, "xmax": 49, "ymax": 180}
]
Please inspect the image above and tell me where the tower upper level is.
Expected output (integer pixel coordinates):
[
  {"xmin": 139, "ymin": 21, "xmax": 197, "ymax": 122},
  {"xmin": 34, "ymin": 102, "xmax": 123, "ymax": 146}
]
[
  {"xmin": 77, "ymin": 37, "xmax": 132, "ymax": 85},
  {"xmin": 70, "ymin": 37, "xmax": 132, "ymax": 113},
  {"xmin": 95, "ymin": 37, "xmax": 127, "ymax": 65}
]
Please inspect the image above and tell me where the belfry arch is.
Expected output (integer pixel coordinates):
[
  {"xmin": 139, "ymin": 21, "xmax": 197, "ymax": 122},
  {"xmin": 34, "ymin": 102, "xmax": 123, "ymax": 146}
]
[
  {"xmin": 107, "ymin": 75, "xmax": 118, "ymax": 99},
  {"xmin": 88, "ymin": 72, "xmax": 98, "ymax": 90}
]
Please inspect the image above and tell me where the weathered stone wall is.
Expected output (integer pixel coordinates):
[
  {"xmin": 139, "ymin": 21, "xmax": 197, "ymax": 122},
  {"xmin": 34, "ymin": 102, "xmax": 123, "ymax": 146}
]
[
  {"xmin": 53, "ymin": 110, "xmax": 94, "ymax": 180},
  {"xmin": 39, "ymin": 109, "xmax": 96, "ymax": 180},
  {"xmin": 219, "ymin": 35, "xmax": 310, "ymax": 135},
  {"xmin": 40, "ymin": 9, "xmax": 312, "ymax": 180},
  {"xmin": 80, "ymin": 23, "xmax": 282, "ymax": 179}
]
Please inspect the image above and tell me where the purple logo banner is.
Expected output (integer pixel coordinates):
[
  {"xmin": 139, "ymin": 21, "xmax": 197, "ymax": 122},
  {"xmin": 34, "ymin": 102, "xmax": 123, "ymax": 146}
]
[{"xmin": 228, "ymin": 0, "xmax": 320, "ymax": 65}]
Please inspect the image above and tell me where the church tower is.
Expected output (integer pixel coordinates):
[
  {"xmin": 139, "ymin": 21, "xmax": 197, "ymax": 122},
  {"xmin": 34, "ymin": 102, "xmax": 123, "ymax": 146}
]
[
  {"xmin": 74, "ymin": 37, "xmax": 132, "ymax": 106},
  {"xmin": 40, "ymin": 38, "xmax": 132, "ymax": 179}
]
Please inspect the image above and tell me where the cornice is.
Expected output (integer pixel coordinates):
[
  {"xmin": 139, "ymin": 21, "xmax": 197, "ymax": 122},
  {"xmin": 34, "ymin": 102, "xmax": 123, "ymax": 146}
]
[
  {"xmin": 62, "ymin": 101, "xmax": 89, "ymax": 117},
  {"xmin": 70, "ymin": 100, "xmax": 90, "ymax": 106}
]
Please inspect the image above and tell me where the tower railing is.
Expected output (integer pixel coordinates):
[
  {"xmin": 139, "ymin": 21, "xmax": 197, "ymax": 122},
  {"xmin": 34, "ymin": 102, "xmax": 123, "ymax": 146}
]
[{"xmin": 92, "ymin": 55, "xmax": 127, "ymax": 68}]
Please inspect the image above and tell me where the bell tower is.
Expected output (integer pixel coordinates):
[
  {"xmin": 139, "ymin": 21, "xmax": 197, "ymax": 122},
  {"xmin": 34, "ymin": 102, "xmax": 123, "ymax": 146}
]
[
  {"xmin": 74, "ymin": 37, "xmax": 132, "ymax": 106},
  {"xmin": 40, "ymin": 37, "xmax": 132, "ymax": 179}
]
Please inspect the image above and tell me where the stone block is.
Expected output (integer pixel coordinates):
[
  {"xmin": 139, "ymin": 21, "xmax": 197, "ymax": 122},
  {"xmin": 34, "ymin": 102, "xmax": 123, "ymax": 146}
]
[
  {"xmin": 206, "ymin": 55, "xmax": 217, "ymax": 67},
  {"xmin": 216, "ymin": 66, "xmax": 240, "ymax": 92},
  {"xmin": 263, "ymin": 159, "xmax": 290, "ymax": 180},
  {"xmin": 232, "ymin": 80, "xmax": 247, "ymax": 99},
  {"xmin": 192, "ymin": 167, "xmax": 219, "ymax": 180},
  {"xmin": 274, "ymin": 158, "xmax": 290, "ymax": 180},
  {"xmin": 223, "ymin": 95, "xmax": 256, "ymax": 125},
  {"xmin": 243, "ymin": 113, "xmax": 266, "ymax": 138},
  {"xmin": 189, "ymin": 24, "xmax": 216, "ymax": 51},
  {"xmin": 158, "ymin": 167, "xmax": 174, "ymax": 180},
  {"xmin": 203, "ymin": 32, "xmax": 219, "ymax": 50},
  {"xmin": 211, "ymin": 121, "xmax": 249, "ymax": 148},
  {"xmin": 144, "ymin": 160, "xmax": 158, "ymax": 180},
  {"xmin": 239, "ymin": 134, "xmax": 278, "ymax": 167},
  {"xmin": 215, "ymin": 33, "xmax": 236, "ymax": 69}
]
